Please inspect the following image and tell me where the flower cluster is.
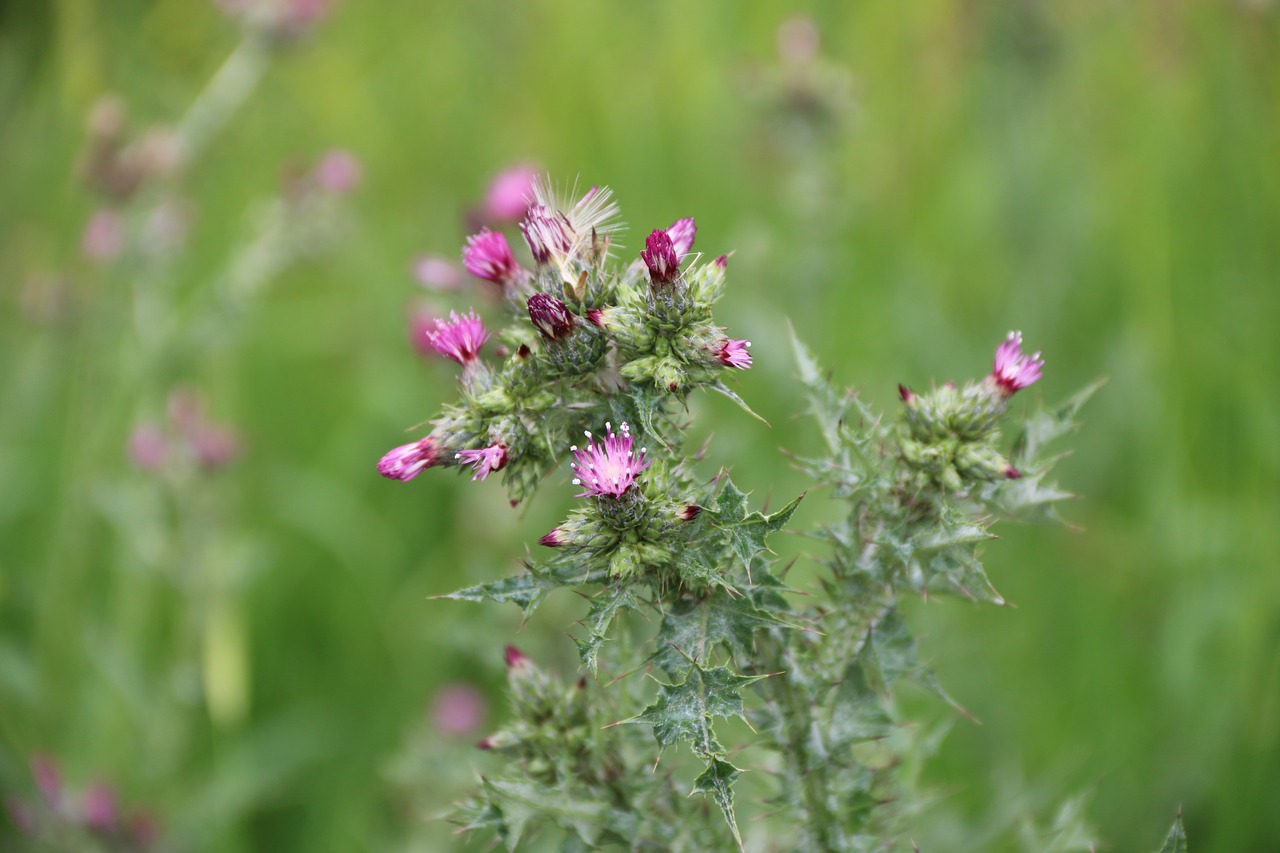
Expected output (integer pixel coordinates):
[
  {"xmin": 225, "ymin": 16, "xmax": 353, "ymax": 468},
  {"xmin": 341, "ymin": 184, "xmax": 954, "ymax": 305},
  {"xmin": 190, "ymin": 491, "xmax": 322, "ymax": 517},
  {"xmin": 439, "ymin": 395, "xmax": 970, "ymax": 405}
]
[{"xmin": 376, "ymin": 179, "xmax": 752, "ymax": 505}]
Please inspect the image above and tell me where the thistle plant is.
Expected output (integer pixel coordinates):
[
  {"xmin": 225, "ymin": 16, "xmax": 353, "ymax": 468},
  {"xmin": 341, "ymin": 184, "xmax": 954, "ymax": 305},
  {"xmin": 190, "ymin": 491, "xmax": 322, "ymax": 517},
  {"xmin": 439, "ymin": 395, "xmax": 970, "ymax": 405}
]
[{"xmin": 379, "ymin": 180, "xmax": 1181, "ymax": 851}]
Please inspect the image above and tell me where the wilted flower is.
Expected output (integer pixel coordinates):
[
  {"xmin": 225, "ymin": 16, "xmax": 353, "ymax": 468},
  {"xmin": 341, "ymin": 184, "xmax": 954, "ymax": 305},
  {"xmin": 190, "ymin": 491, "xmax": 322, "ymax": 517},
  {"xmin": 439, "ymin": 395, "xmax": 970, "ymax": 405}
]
[
  {"xmin": 716, "ymin": 338, "xmax": 753, "ymax": 370},
  {"xmin": 378, "ymin": 436, "xmax": 444, "ymax": 482},
  {"xmin": 463, "ymin": 229, "xmax": 519, "ymax": 286},
  {"xmin": 426, "ymin": 309, "xmax": 489, "ymax": 365},
  {"xmin": 455, "ymin": 443, "xmax": 508, "ymax": 481},
  {"xmin": 519, "ymin": 204, "xmax": 573, "ymax": 265},
  {"xmin": 570, "ymin": 422, "xmax": 650, "ymax": 499},
  {"xmin": 527, "ymin": 293, "xmax": 576, "ymax": 342},
  {"xmin": 989, "ymin": 331, "xmax": 1043, "ymax": 395},
  {"xmin": 641, "ymin": 229, "xmax": 680, "ymax": 286}
]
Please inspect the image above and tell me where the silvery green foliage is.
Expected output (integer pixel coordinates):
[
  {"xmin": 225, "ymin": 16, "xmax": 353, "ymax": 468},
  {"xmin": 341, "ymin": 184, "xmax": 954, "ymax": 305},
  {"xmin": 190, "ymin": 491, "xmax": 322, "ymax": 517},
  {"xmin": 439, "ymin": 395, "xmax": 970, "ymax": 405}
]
[{"xmin": 389, "ymin": 182, "xmax": 1180, "ymax": 850}]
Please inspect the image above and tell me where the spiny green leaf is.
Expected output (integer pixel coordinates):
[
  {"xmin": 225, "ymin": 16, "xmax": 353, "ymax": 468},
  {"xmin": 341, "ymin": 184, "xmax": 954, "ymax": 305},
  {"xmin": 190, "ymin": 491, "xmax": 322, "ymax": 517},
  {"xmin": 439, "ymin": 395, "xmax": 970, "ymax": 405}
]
[
  {"xmin": 860, "ymin": 607, "xmax": 968, "ymax": 716},
  {"xmin": 1012, "ymin": 379, "xmax": 1104, "ymax": 464},
  {"xmin": 827, "ymin": 661, "xmax": 893, "ymax": 748},
  {"xmin": 651, "ymin": 590, "xmax": 791, "ymax": 678},
  {"xmin": 691, "ymin": 757, "xmax": 744, "ymax": 850},
  {"xmin": 706, "ymin": 480, "xmax": 804, "ymax": 568},
  {"xmin": 479, "ymin": 778, "xmax": 628, "ymax": 851},
  {"xmin": 573, "ymin": 583, "xmax": 638, "ymax": 675},
  {"xmin": 708, "ymin": 379, "xmax": 770, "ymax": 425},
  {"xmin": 789, "ymin": 324, "xmax": 852, "ymax": 456},
  {"xmin": 439, "ymin": 560, "xmax": 607, "ymax": 621},
  {"xmin": 623, "ymin": 662, "xmax": 765, "ymax": 757},
  {"xmin": 995, "ymin": 469, "xmax": 1077, "ymax": 525},
  {"xmin": 1156, "ymin": 811, "xmax": 1187, "ymax": 853}
]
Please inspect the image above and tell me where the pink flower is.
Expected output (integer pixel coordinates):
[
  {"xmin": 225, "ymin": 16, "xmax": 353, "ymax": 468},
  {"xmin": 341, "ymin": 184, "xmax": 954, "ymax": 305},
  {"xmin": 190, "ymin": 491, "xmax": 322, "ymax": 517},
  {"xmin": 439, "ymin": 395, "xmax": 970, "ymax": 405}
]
[
  {"xmin": 504, "ymin": 645, "xmax": 530, "ymax": 669},
  {"xmin": 30, "ymin": 755, "xmax": 61, "ymax": 805},
  {"xmin": 666, "ymin": 217, "xmax": 697, "ymax": 260},
  {"xmin": 83, "ymin": 783, "xmax": 118, "ymax": 832},
  {"xmin": 432, "ymin": 684, "xmax": 488, "ymax": 736},
  {"xmin": 191, "ymin": 424, "xmax": 239, "ymax": 469},
  {"xmin": 378, "ymin": 436, "xmax": 444, "ymax": 482},
  {"xmin": 990, "ymin": 331, "xmax": 1043, "ymax": 395},
  {"xmin": 455, "ymin": 443, "xmax": 507, "ymax": 481},
  {"xmin": 82, "ymin": 209, "xmax": 126, "ymax": 262},
  {"xmin": 538, "ymin": 528, "xmax": 565, "ymax": 547},
  {"xmin": 462, "ymin": 229, "xmax": 519, "ymax": 285},
  {"xmin": 128, "ymin": 424, "xmax": 169, "ymax": 472},
  {"xmin": 426, "ymin": 309, "xmax": 489, "ymax": 365},
  {"xmin": 717, "ymin": 338, "xmax": 753, "ymax": 370},
  {"xmin": 527, "ymin": 293, "xmax": 575, "ymax": 342},
  {"xmin": 312, "ymin": 149, "xmax": 361, "ymax": 194},
  {"xmin": 412, "ymin": 254, "xmax": 463, "ymax": 291},
  {"xmin": 408, "ymin": 308, "xmax": 440, "ymax": 357},
  {"xmin": 641, "ymin": 229, "xmax": 680, "ymax": 286},
  {"xmin": 570, "ymin": 422, "xmax": 650, "ymax": 498},
  {"xmin": 483, "ymin": 164, "xmax": 538, "ymax": 222}
]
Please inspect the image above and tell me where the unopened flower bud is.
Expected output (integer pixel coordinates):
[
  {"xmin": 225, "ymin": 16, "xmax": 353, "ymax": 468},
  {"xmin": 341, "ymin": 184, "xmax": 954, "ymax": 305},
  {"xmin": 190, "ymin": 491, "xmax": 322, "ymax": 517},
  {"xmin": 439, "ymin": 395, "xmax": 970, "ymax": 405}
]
[
  {"xmin": 641, "ymin": 228, "xmax": 680, "ymax": 286},
  {"xmin": 1005, "ymin": 465, "xmax": 1023, "ymax": 479},
  {"xmin": 538, "ymin": 528, "xmax": 566, "ymax": 547},
  {"xmin": 586, "ymin": 308, "xmax": 606, "ymax": 328},
  {"xmin": 504, "ymin": 645, "xmax": 531, "ymax": 670},
  {"xmin": 527, "ymin": 293, "xmax": 576, "ymax": 342},
  {"xmin": 681, "ymin": 505, "xmax": 701, "ymax": 521},
  {"xmin": 714, "ymin": 254, "xmax": 729, "ymax": 268},
  {"xmin": 898, "ymin": 384, "xmax": 915, "ymax": 404}
]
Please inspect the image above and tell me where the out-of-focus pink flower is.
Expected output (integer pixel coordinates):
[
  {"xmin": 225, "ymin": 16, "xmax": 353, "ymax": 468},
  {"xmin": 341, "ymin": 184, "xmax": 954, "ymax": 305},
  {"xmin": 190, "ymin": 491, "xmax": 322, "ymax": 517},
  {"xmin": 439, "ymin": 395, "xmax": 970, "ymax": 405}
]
[
  {"xmin": 778, "ymin": 16, "xmax": 820, "ymax": 66},
  {"xmin": 4, "ymin": 796, "xmax": 36, "ymax": 836},
  {"xmin": 408, "ymin": 307, "xmax": 441, "ymax": 357},
  {"xmin": 191, "ymin": 425, "xmax": 240, "ymax": 469},
  {"xmin": 641, "ymin": 229, "xmax": 680, "ymax": 286},
  {"xmin": 483, "ymin": 164, "xmax": 538, "ymax": 222},
  {"xmin": 313, "ymin": 149, "xmax": 361, "ymax": 194},
  {"xmin": 128, "ymin": 424, "xmax": 169, "ymax": 472},
  {"xmin": 431, "ymin": 684, "xmax": 488, "ymax": 736},
  {"xmin": 378, "ymin": 436, "xmax": 444, "ymax": 482},
  {"xmin": 455, "ymin": 443, "xmax": 508, "ymax": 481},
  {"xmin": 462, "ymin": 229, "xmax": 519, "ymax": 285},
  {"xmin": 82, "ymin": 209, "xmax": 126, "ymax": 262},
  {"xmin": 716, "ymin": 339, "xmax": 753, "ymax": 370},
  {"xmin": 666, "ymin": 217, "xmax": 697, "ymax": 260},
  {"xmin": 990, "ymin": 331, "xmax": 1043, "ymax": 395},
  {"xmin": 284, "ymin": 0, "xmax": 330, "ymax": 30},
  {"xmin": 425, "ymin": 309, "xmax": 489, "ymax": 366},
  {"xmin": 30, "ymin": 755, "xmax": 61, "ymax": 806},
  {"xmin": 129, "ymin": 811, "xmax": 160, "ymax": 847},
  {"xmin": 412, "ymin": 254, "xmax": 463, "ymax": 291},
  {"xmin": 82, "ymin": 783, "xmax": 118, "ymax": 832},
  {"xmin": 570, "ymin": 422, "xmax": 650, "ymax": 499}
]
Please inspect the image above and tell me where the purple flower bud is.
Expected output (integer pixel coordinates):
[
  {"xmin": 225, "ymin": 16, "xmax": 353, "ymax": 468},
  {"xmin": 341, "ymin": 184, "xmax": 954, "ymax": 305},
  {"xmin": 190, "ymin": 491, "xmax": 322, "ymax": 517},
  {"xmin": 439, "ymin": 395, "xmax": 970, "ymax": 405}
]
[
  {"xmin": 666, "ymin": 217, "xmax": 697, "ymax": 259},
  {"xmin": 504, "ymin": 645, "xmax": 530, "ymax": 669},
  {"xmin": 83, "ymin": 783, "xmax": 118, "ymax": 832},
  {"xmin": 990, "ymin": 331, "xmax": 1044, "ymax": 395},
  {"xmin": 483, "ymin": 164, "xmax": 538, "ymax": 222},
  {"xmin": 455, "ymin": 443, "xmax": 508, "ymax": 481},
  {"xmin": 641, "ymin": 229, "xmax": 680, "ymax": 286},
  {"xmin": 714, "ymin": 254, "xmax": 729, "ymax": 268},
  {"xmin": 527, "ymin": 293, "xmax": 576, "ymax": 342},
  {"xmin": 378, "ymin": 436, "xmax": 444, "ymax": 482},
  {"xmin": 570, "ymin": 422, "xmax": 650, "ymax": 499},
  {"xmin": 585, "ymin": 308, "xmax": 606, "ymax": 328},
  {"xmin": 475, "ymin": 737, "xmax": 496, "ymax": 750},
  {"xmin": 425, "ymin": 309, "xmax": 489, "ymax": 365},
  {"xmin": 716, "ymin": 339, "xmax": 753, "ymax": 370},
  {"xmin": 681, "ymin": 505, "xmax": 701, "ymax": 521},
  {"xmin": 538, "ymin": 528, "xmax": 565, "ymax": 547},
  {"xmin": 463, "ymin": 229, "xmax": 519, "ymax": 285},
  {"xmin": 1005, "ymin": 465, "xmax": 1023, "ymax": 479},
  {"xmin": 898, "ymin": 384, "xmax": 916, "ymax": 404}
]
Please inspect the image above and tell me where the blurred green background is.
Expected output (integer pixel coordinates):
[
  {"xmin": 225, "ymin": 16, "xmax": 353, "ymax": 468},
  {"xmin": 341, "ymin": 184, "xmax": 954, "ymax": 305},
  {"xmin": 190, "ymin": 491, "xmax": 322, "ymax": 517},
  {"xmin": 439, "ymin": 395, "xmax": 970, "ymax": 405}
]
[{"xmin": 1, "ymin": 0, "xmax": 1277, "ymax": 850}]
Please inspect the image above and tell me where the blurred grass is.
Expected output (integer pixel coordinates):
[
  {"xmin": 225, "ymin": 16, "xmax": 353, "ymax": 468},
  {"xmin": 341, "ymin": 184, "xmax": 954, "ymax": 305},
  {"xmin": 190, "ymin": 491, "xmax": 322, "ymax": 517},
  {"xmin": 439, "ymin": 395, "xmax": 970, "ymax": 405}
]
[{"xmin": 1, "ymin": 0, "xmax": 1278, "ymax": 850}]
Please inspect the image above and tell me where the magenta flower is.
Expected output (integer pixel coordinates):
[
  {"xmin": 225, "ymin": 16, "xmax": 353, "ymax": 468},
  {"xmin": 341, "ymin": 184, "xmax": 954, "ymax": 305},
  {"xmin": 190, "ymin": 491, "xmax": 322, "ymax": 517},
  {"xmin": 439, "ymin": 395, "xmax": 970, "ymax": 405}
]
[
  {"xmin": 312, "ymin": 149, "xmax": 361, "ymax": 194},
  {"xmin": 83, "ymin": 783, "xmax": 118, "ymax": 832},
  {"xmin": 432, "ymin": 684, "xmax": 488, "ymax": 736},
  {"xmin": 463, "ymin": 229, "xmax": 519, "ymax": 285},
  {"xmin": 455, "ymin": 443, "xmax": 508, "ymax": 481},
  {"xmin": 990, "ymin": 331, "xmax": 1044, "ymax": 395},
  {"xmin": 527, "ymin": 293, "xmax": 576, "ymax": 341},
  {"xmin": 426, "ymin": 309, "xmax": 489, "ymax": 365},
  {"xmin": 538, "ymin": 528, "xmax": 565, "ymax": 547},
  {"xmin": 666, "ymin": 217, "xmax": 697, "ymax": 259},
  {"xmin": 717, "ymin": 338, "xmax": 753, "ymax": 370},
  {"xmin": 378, "ymin": 436, "xmax": 444, "ymax": 482},
  {"xmin": 570, "ymin": 422, "xmax": 650, "ymax": 498},
  {"xmin": 484, "ymin": 164, "xmax": 538, "ymax": 222},
  {"xmin": 641, "ymin": 229, "xmax": 680, "ymax": 285}
]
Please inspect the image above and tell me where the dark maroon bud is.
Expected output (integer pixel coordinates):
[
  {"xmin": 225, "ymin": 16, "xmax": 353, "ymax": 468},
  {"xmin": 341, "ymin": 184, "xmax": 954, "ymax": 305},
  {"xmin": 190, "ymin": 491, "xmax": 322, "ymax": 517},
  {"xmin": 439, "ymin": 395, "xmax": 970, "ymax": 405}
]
[
  {"xmin": 586, "ymin": 308, "xmax": 606, "ymax": 328},
  {"xmin": 681, "ymin": 505, "xmax": 701, "ymax": 521},
  {"xmin": 538, "ymin": 528, "xmax": 565, "ymax": 547},
  {"xmin": 1005, "ymin": 466, "xmax": 1023, "ymax": 480},
  {"xmin": 898, "ymin": 384, "xmax": 915, "ymax": 404},
  {"xmin": 504, "ymin": 645, "xmax": 529, "ymax": 669},
  {"xmin": 714, "ymin": 254, "xmax": 729, "ymax": 268},
  {"xmin": 516, "ymin": 344, "xmax": 531, "ymax": 359},
  {"xmin": 475, "ymin": 737, "xmax": 495, "ymax": 750},
  {"xmin": 527, "ymin": 293, "xmax": 576, "ymax": 342}
]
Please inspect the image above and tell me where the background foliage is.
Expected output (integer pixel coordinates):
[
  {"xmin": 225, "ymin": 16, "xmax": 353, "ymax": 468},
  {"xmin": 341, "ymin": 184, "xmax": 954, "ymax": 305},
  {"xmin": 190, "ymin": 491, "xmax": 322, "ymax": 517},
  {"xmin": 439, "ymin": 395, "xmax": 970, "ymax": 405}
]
[{"xmin": 1, "ymin": 1, "xmax": 1277, "ymax": 850}]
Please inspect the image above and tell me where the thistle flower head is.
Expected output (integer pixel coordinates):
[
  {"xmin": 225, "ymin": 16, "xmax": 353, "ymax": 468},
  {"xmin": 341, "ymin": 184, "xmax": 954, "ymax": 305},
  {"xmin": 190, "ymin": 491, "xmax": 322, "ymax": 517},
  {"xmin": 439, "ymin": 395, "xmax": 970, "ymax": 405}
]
[
  {"xmin": 455, "ymin": 443, "xmax": 508, "ymax": 481},
  {"xmin": 378, "ymin": 436, "xmax": 444, "ymax": 482},
  {"xmin": 426, "ymin": 309, "xmax": 489, "ymax": 365},
  {"xmin": 463, "ymin": 229, "xmax": 519, "ymax": 285},
  {"xmin": 527, "ymin": 293, "xmax": 576, "ymax": 342},
  {"xmin": 519, "ymin": 204, "xmax": 573, "ymax": 264},
  {"xmin": 570, "ymin": 422, "xmax": 650, "ymax": 499},
  {"xmin": 717, "ymin": 338, "xmax": 753, "ymax": 370},
  {"xmin": 990, "ymin": 331, "xmax": 1043, "ymax": 395},
  {"xmin": 641, "ymin": 229, "xmax": 680, "ymax": 286},
  {"xmin": 666, "ymin": 217, "xmax": 697, "ymax": 259}
]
